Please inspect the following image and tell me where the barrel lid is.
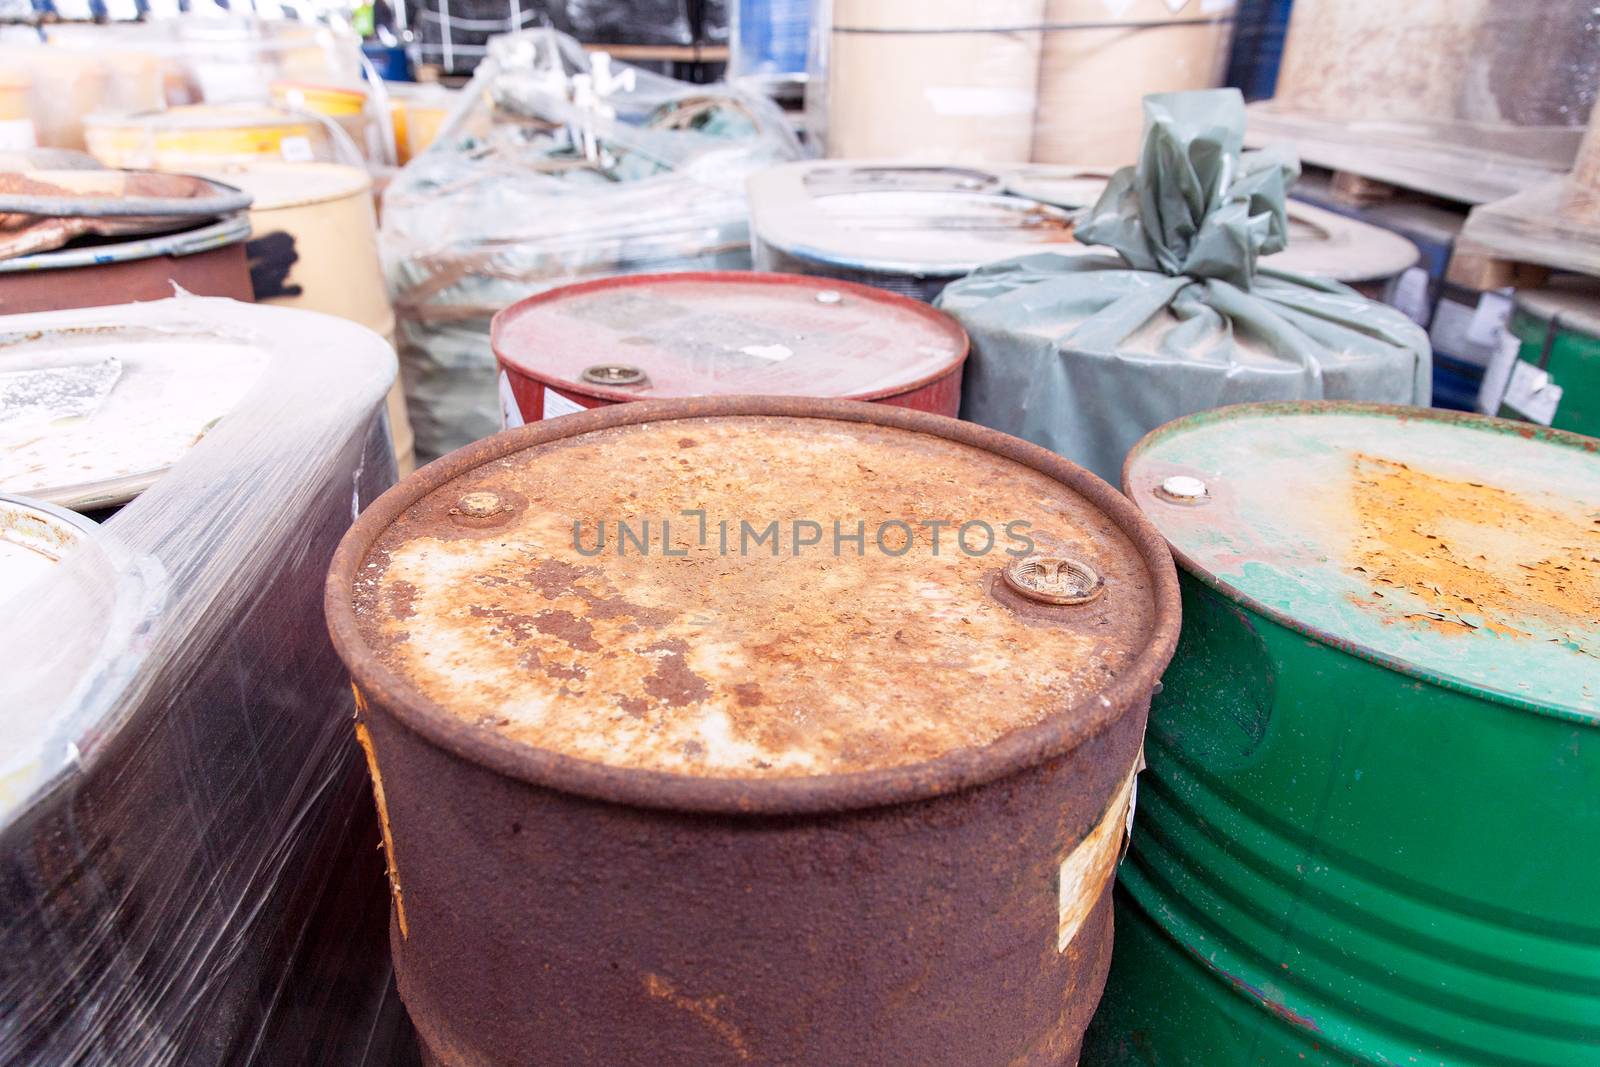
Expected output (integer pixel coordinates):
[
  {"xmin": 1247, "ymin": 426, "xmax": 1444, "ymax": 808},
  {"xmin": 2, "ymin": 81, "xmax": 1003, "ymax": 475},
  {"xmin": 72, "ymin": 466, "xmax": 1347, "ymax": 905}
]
[
  {"xmin": 0, "ymin": 303, "xmax": 269, "ymax": 509},
  {"xmin": 747, "ymin": 161, "xmax": 1084, "ymax": 276},
  {"xmin": 332, "ymin": 398, "xmax": 1179, "ymax": 809},
  {"xmin": 492, "ymin": 272, "xmax": 968, "ymax": 402},
  {"xmin": 0, "ymin": 494, "xmax": 95, "ymax": 600},
  {"xmin": 1125, "ymin": 403, "xmax": 1600, "ymax": 721},
  {"xmin": 1514, "ymin": 277, "xmax": 1600, "ymax": 337}
]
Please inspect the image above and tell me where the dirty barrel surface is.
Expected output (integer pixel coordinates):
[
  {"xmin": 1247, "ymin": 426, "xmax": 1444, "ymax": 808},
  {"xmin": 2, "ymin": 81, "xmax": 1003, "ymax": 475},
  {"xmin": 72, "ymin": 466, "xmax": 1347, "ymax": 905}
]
[
  {"xmin": 326, "ymin": 396, "xmax": 1179, "ymax": 1067},
  {"xmin": 490, "ymin": 272, "xmax": 970, "ymax": 425},
  {"xmin": 1089, "ymin": 402, "xmax": 1600, "ymax": 1065}
]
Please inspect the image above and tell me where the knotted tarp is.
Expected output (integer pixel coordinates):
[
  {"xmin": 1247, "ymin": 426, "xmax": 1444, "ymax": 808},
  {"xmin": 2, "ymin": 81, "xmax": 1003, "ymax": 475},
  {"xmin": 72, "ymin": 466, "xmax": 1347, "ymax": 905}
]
[{"xmin": 937, "ymin": 89, "xmax": 1431, "ymax": 484}]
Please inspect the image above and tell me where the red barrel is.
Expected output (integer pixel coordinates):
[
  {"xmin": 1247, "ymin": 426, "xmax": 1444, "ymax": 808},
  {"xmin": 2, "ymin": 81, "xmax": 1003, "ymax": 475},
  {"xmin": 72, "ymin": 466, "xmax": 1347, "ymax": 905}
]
[{"xmin": 490, "ymin": 271, "xmax": 970, "ymax": 423}]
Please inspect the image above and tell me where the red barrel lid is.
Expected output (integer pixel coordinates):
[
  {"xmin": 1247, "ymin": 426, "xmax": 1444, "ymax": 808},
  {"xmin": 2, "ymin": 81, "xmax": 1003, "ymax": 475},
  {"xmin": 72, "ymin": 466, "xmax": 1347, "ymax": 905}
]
[{"xmin": 491, "ymin": 271, "xmax": 969, "ymax": 402}]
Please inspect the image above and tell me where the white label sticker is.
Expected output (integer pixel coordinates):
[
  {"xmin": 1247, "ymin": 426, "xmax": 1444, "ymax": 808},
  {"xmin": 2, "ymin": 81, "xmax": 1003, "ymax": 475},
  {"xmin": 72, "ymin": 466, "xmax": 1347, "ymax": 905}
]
[
  {"xmin": 0, "ymin": 117, "xmax": 36, "ymax": 151},
  {"xmin": 1503, "ymin": 361, "xmax": 1563, "ymax": 425},
  {"xmin": 1466, "ymin": 291, "xmax": 1514, "ymax": 347},
  {"xmin": 279, "ymin": 135, "xmax": 314, "ymax": 162},
  {"xmin": 1058, "ymin": 759, "xmax": 1141, "ymax": 953},
  {"xmin": 1199, "ymin": 0, "xmax": 1237, "ymax": 12},
  {"xmin": 1389, "ymin": 266, "xmax": 1431, "ymax": 326},
  {"xmin": 498, "ymin": 370, "xmax": 525, "ymax": 429},
  {"xmin": 1477, "ymin": 331, "xmax": 1522, "ymax": 414},
  {"xmin": 923, "ymin": 87, "xmax": 1037, "ymax": 118},
  {"xmin": 740, "ymin": 343, "xmax": 793, "ymax": 362},
  {"xmin": 542, "ymin": 386, "xmax": 587, "ymax": 420}
]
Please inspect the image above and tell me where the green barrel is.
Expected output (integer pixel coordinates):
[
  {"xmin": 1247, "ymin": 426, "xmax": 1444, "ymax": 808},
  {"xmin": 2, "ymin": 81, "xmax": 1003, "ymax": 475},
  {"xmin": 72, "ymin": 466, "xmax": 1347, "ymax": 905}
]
[
  {"xmin": 1086, "ymin": 402, "xmax": 1600, "ymax": 1066},
  {"xmin": 1503, "ymin": 280, "xmax": 1600, "ymax": 437}
]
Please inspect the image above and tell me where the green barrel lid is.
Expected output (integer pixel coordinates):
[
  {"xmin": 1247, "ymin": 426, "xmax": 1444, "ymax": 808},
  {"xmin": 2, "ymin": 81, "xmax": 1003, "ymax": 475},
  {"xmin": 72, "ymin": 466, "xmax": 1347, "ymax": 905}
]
[
  {"xmin": 1514, "ymin": 276, "xmax": 1600, "ymax": 337},
  {"xmin": 1125, "ymin": 402, "xmax": 1600, "ymax": 721}
]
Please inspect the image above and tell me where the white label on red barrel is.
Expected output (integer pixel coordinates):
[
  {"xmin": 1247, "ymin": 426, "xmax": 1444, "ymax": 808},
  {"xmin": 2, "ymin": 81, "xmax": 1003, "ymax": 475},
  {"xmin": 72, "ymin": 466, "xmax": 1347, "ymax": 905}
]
[
  {"xmin": 542, "ymin": 387, "xmax": 586, "ymax": 420},
  {"xmin": 498, "ymin": 370, "xmax": 525, "ymax": 429}
]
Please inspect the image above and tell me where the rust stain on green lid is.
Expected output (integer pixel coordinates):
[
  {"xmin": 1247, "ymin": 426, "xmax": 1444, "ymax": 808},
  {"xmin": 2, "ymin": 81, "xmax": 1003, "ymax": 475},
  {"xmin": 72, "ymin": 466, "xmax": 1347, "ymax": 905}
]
[{"xmin": 1127, "ymin": 403, "xmax": 1600, "ymax": 719}]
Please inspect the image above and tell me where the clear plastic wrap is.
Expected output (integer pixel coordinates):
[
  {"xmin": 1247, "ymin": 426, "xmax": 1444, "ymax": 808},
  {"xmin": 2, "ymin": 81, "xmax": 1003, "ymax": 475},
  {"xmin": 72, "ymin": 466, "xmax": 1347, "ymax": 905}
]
[
  {"xmin": 382, "ymin": 28, "xmax": 800, "ymax": 461},
  {"xmin": 0, "ymin": 297, "xmax": 415, "ymax": 1067},
  {"xmin": 0, "ymin": 18, "xmax": 364, "ymax": 154},
  {"xmin": 1247, "ymin": 0, "xmax": 1600, "ymax": 203},
  {"xmin": 805, "ymin": 0, "xmax": 1236, "ymax": 167}
]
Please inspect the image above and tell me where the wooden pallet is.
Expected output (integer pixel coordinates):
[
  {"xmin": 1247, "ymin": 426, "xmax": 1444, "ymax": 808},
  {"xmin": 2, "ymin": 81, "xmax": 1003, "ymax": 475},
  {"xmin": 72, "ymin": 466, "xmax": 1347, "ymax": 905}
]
[{"xmin": 1445, "ymin": 239, "xmax": 1553, "ymax": 292}]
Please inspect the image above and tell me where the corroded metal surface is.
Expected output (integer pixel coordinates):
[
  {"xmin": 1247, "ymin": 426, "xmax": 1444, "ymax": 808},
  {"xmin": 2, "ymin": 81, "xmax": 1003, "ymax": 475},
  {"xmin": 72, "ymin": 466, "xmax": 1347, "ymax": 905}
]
[
  {"xmin": 352, "ymin": 416, "xmax": 1155, "ymax": 778},
  {"xmin": 327, "ymin": 396, "xmax": 1181, "ymax": 1067},
  {"xmin": 492, "ymin": 272, "xmax": 969, "ymax": 418},
  {"xmin": 1126, "ymin": 401, "xmax": 1600, "ymax": 718}
]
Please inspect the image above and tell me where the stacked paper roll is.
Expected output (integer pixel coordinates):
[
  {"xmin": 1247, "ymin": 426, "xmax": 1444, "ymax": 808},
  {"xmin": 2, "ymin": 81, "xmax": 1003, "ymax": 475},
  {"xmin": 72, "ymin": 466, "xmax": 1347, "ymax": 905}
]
[
  {"xmin": 1032, "ymin": 0, "xmax": 1233, "ymax": 166},
  {"xmin": 826, "ymin": 0, "xmax": 1047, "ymax": 162}
]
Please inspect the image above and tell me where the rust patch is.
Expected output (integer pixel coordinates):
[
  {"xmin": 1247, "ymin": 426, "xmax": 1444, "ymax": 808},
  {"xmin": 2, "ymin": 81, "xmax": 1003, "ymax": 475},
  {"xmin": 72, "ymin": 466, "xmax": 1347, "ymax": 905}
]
[
  {"xmin": 643, "ymin": 974, "xmax": 751, "ymax": 1062},
  {"xmin": 1349, "ymin": 454, "xmax": 1600, "ymax": 646},
  {"xmin": 354, "ymin": 707, "xmax": 408, "ymax": 940},
  {"xmin": 351, "ymin": 416, "xmax": 1157, "ymax": 778}
]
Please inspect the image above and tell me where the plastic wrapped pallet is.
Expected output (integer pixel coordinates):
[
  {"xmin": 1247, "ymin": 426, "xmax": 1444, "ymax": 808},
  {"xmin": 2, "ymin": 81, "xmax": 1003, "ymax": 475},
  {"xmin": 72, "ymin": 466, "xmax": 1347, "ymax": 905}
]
[
  {"xmin": 936, "ymin": 90, "xmax": 1432, "ymax": 484},
  {"xmin": 0, "ymin": 297, "xmax": 415, "ymax": 1067},
  {"xmin": 383, "ymin": 28, "xmax": 799, "ymax": 461},
  {"xmin": 1248, "ymin": 0, "xmax": 1600, "ymax": 203}
]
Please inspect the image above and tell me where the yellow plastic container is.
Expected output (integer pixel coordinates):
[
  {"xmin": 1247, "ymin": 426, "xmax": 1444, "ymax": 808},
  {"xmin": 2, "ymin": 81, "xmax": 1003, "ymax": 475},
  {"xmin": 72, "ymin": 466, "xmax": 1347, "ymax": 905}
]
[{"xmin": 85, "ymin": 103, "xmax": 334, "ymax": 171}]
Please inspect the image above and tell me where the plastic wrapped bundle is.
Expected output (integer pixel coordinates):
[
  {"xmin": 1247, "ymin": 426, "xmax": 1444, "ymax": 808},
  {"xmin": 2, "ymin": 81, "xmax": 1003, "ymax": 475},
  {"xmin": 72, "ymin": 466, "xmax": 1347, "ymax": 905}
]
[
  {"xmin": 0, "ymin": 298, "xmax": 413, "ymax": 1067},
  {"xmin": 1249, "ymin": 0, "xmax": 1600, "ymax": 203},
  {"xmin": 383, "ymin": 28, "xmax": 799, "ymax": 461},
  {"xmin": 937, "ymin": 90, "xmax": 1432, "ymax": 484}
]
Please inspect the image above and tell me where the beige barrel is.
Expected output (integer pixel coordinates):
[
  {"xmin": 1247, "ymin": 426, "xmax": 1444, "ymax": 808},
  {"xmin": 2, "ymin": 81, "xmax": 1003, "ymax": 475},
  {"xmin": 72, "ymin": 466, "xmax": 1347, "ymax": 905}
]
[
  {"xmin": 0, "ymin": 69, "xmax": 32, "ymax": 151},
  {"xmin": 1032, "ymin": 0, "xmax": 1233, "ymax": 167},
  {"xmin": 85, "ymin": 104, "xmax": 338, "ymax": 171},
  {"xmin": 197, "ymin": 162, "xmax": 415, "ymax": 474},
  {"xmin": 824, "ymin": 0, "xmax": 1046, "ymax": 163}
]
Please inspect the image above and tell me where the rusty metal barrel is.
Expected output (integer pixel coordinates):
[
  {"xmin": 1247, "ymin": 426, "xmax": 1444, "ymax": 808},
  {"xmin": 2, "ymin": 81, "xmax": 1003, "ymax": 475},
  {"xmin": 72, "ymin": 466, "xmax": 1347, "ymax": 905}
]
[
  {"xmin": 490, "ymin": 272, "xmax": 970, "ymax": 425},
  {"xmin": 325, "ymin": 396, "xmax": 1179, "ymax": 1067}
]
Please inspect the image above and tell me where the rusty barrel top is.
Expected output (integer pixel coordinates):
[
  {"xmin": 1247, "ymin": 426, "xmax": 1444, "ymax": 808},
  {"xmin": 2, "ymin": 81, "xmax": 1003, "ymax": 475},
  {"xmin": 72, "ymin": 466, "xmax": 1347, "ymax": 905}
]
[
  {"xmin": 490, "ymin": 271, "xmax": 968, "ymax": 403},
  {"xmin": 332, "ymin": 396, "xmax": 1180, "ymax": 812},
  {"xmin": 1125, "ymin": 401, "xmax": 1600, "ymax": 719}
]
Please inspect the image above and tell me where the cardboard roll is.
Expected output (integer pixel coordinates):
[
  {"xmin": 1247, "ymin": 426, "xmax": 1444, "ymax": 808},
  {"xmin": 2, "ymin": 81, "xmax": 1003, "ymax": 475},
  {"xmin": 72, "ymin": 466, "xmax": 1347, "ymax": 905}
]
[
  {"xmin": 1031, "ymin": 0, "xmax": 1235, "ymax": 167},
  {"xmin": 823, "ymin": 0, "xmax": 1047, "ymax": 163}
]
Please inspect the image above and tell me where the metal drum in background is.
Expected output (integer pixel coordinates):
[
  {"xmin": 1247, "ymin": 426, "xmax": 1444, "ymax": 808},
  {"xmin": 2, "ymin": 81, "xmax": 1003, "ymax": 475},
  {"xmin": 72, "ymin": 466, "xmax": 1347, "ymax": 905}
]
[
  {"xmin": 748, "ymin": 160, "xmax": 1419, "ymax": 302},
  {"xmin": 1497, "ymin": 278, "xmax": 1600, "ymax": 438},
  {"xmin": 491, "ymin": 271, "xmax": 970, "ymax": 422},
  {"xmin": 1088, "ymin": 402, "xmax": 1600, "ymax": 1066},
  {"xmin": 748, "ymin": 161, "xmax": 1083, "ymax": 301},
  {"xmin": 326, "ymin": 396, "xmax": 1181, "ymax": 1067},
  {"xmin": 0, "ymin": 213, "xmax": 253, "ymax": 315}
]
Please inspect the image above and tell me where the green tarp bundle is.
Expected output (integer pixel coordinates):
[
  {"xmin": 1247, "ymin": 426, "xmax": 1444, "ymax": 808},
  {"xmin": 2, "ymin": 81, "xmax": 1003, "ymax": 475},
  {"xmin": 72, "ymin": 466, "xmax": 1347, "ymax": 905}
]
[{"xmin": 936, "ymin": 89, "xmax": 1432, "ymax": 484}]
